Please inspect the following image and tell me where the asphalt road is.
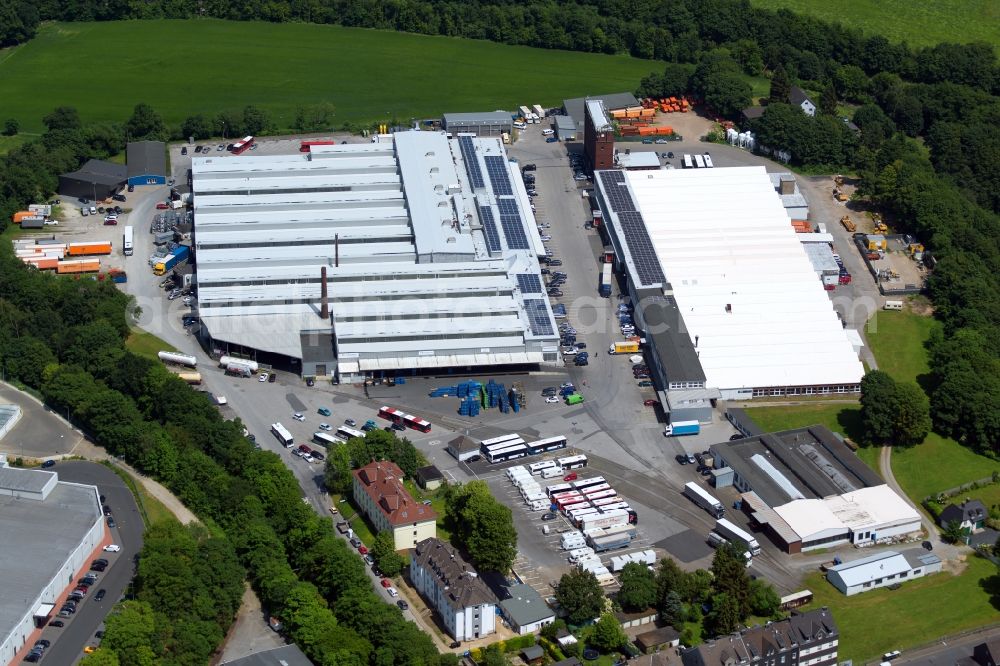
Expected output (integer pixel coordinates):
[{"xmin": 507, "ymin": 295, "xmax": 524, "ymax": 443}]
[
  {"xmin": 35, "ymin": 461, "xmax": 143, "ymax": 666},
  {"xmin": 896, "ymin": 624, "xmax": 1000, "ymax": 666},
  {"xmin": 0, "ymin": 383, "xmax": 81, "ymax": 459}
]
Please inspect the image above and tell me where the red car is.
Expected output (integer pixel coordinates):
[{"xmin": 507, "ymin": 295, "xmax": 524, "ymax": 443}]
[
  {"xmin": 563, "ymin": 472, "xmax": 578, "ymax": 482},
  {"xmin": 643, "ymin": 399, "xmax": 658, "ymax": 406},
  {"xmin": 358, "ymin": 545, "xmax": 369, "ymax": 555},
  {"xmin": 155, "ymin": 202, "xmax": 169, "ymax": 210},
  {"xmin": 380, "ymin": 578, "xmax": 392, "ymax": 588}
]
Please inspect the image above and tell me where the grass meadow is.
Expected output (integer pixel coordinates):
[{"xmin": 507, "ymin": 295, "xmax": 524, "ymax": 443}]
[
  {"xmin": 0, "ymin": 20, "xmax": 660, "ymax": 133},
  {"xmin": 750, "ymin": 0, "xmax": 1000, "ymax": 49}
]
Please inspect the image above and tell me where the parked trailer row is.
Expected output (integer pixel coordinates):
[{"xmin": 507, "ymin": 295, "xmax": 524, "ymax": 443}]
[{"xmin": 609, "ymin": 549, "xmax": 657, "ymax": 572}]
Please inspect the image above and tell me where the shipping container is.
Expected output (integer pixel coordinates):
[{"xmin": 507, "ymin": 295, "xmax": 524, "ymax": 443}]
[
  {"xmin": 56, "ymin": 259, "xmax": 100, "ymax": 274},
  {"xmin": 67, "ymin": 241, "xmax": 113, "ymax": 256}
]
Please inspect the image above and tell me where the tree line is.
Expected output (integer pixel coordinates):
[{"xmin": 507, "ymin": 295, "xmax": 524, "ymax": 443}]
[{"xmin": 0, "ymin": 242, "xmax": 442, "ymax": 664}]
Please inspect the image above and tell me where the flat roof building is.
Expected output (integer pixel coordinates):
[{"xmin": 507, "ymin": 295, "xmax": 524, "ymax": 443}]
[
  {"xmin": 58, "ymin": 159, "xmax": 127, "ymax": 201},
  {"xmin": 710, "ymin": 426, "xmax": 920, "ymax": 553},
  {"xmin": 191, "ymin": 132, "xmax": 558, "ymax": 380},
  {"xmin": 442, "ymin": 112, "xmax": 513, "ymax": 137},
  {"xmin": 616, "ymin": 151, "xmax": 661, "ymax": 171},
  {"xmin": 0, "ymin": 467, "xmax": 105, "ymax": 664},
  {"xmin": 826, "ymin": 549, "xmax": 942, "ymax": 595},
  {"xmin": 594, "ymin": 166, "xmax": 863, "ymax": 400},
  {"xmin": 499, "ymin": 583, "xmax": 555, "ymax": 635}
]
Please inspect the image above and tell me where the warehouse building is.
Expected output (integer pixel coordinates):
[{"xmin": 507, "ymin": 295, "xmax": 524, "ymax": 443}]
[
  {"xmin": 126, "ymin": 140, "xmax": 167, "ymax": 186},
  {"xmin": 710, "ymin": 426, "xmax": 921, "ymax": 553},
  {"xmin": 191, "ymin": 131, "xmax": 558, "ymax": 380},
  {"xmin": 562, "ymin": 92, "xmax": 639, "ymax": 133},
  {"xmin": 593, "ymin": 166, "xmax": 863, "ymax": 401},
  {"xmin": 0, "ymin": 463, "xmax": 105, "ymax": 664},
  {"xmin": 826, "ymin": 549, "xmax": 942, "ymax": 595},
  {"xmin": 555, "ymin": 115, "xmax": 577, "ymax": 141},
  {"xmin": 58, "ymin": 159, "xmax": 127, "ymax": 201},
  {"xmin": 442, "ymin": 112, "xmax": 513, "ymax": 137}
]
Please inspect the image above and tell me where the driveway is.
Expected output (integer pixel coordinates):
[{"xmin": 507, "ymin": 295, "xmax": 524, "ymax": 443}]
[
  {"xmin": 0, "ymin": 383, "xmax": 83, "ymax": 459},
  {"xmin": 35, "ymin": 461, "xmax": 143, "ymax": 665}
]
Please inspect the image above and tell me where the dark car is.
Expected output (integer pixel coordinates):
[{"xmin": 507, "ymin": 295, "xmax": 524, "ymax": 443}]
[
  {"xmin": 49, "ymin": 621, "xmax": 64, "ymax": 628},
  {"xmin": 391, "ymin": 423, "xmax": 405, "ymax": 431},
  {"xmin": 729, "ymin": 434, "xmax": 743, "ymax": 441},
  {"xmin": 107, "ymin": 516, "xmax": 116, "ymax": 528},
  {"xmin": 466, "ymin": 454, "xmax": 481, "ymax": 463},
  {"xmin": 194, "ymin": 145, "xmax": 203, "ymax": 153},
  {"xmin": 548, "ymin": 260, "xmax": 563, "ymax": 266},
  {"xmin": 311, "ymin": 450, "xmax": 325, "ymax": 461},
  {"xmin": 922, "ymin": 540, "xmax": 934, "ymax": 551},
  {"xmin": 306, "ymin": 378, "xmax": 315, "ymax": 387},
  {"xmin": 34, "ymin": 640, "xmax": 51, "ymax": 649},
  {"xmin": 675, "ymin": 454, "xmax": 689, "ymax": 465},
  {"xmin": 268, "ymin": 373, "xmax": 277, "ymax": 383},
  {"xmin": 95, "ymin": 589, "xmax": 107, "ymax": 602},
  {"xmin": 181, "ymin": 146, "xmax": 188, "ymax": 155},
  {"xmin": 667, "ymin": 152, "xmax": 675, "ymax": 158},
  {"xmin": 541, "ymin": 512, "xmax": 557, "ymax": 521},
  {"xmin": 41, "ymin": 460, "xmax": 55, "ymax": 468},
  {"xmin": 449, "ymin": 642, "xmax": 461, "ymax": 649},
  {"xmin": 24, "ymin": 652, "xmax": 41, "ymax": 662},
  {"xmin": 542, "ymin": 387, "xmax": 558, "ymax": 396},
  {"xmin": 522, "ymin": 163, "xmax": 537, "ymax": 171},
  {"xmin": 127, "ymin": 184, "xmax": 134, "ymax": 192},
  {"xmin": 397, "ymin": 599, "xmax": 409, "ymax": 610}
]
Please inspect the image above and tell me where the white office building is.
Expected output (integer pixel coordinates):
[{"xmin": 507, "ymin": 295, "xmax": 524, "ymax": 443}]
[{"xmin": 191, "ymin": 132, "xmax": 557, "ymax": 381}]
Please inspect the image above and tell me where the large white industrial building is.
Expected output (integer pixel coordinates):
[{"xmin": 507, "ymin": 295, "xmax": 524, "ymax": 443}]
[
  {"xmin": 0, "ymin": 462, "xmax": 105, "ymax": 664},
  {"xmin": 594, "ymin": 166, "xmax": 863, "ymax": 402},
  {"xmin": 191, "ymin": 132, "xmax": 558, "ymax": 381}
]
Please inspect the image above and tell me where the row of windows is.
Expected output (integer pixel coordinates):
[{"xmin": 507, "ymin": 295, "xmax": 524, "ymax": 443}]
[
  {"xmin": 199, "ymin": 291, "xmax": 513, "ymax": 309},
  {"xmin": 668, "ymin": 381, "xmax": 707, "ymax": 390},
  {"xmin": 751, "ymin": 384, "xmax": 861, "ymax": 397},
  {"xmin": 340, "ymin": 311, "xmax": 516, "ymax": 323},
  {"xmin": 198, "ymin": 185, "xmax": 359, "ymax": 196},
  {"xmin": 201, "ymin": 235, "xmax": 412, "ymax": 250},
  {"xmin": 197, "ymin": 270, "xmax": 508, "ymax": 290},
  {"xmin": 802, "ymin": 532, "xmax": 849, "ymax": 548},
  {"xmin": 342, "ymin": 331, "xmax": 522, "ymax": 344}
]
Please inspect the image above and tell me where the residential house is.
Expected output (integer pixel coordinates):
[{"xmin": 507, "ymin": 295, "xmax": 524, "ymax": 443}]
[
  {"xmin": 681, "ymin": 609, "xmax": 838, "ymax": 666},
  {"xmin": 352, "ymin": 461, "xmax": 436, "ymax": 550},
  {"xmin": 789, "ymin": 86, "xmax": 816, "ymax": 116},
  {"xmin": 409, "ymin": 537, "xmax": 497, "ymax": 641},
  {"xmin": 498, "ymin": 583, "xmax": 555, "ymax": 634},
  {"xmin": 939, "ymin": 499, "xmax": 988, "ymax": 532}
]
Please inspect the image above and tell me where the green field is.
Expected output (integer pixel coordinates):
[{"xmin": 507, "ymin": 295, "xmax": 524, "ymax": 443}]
[
  {"xmin": 0, "ymin": 20, "xmax": 660, "ymax": 133},
  {"xmin": 866, "ymin": 308, "xmax": 939, "ymax": 385},
  {"xmin": 125, "ymin": 329, "xmax": 177, "ymax": 359},
  {"xmin": 750, "ymin": 0, "xmax": 1000, "ymax": 49},
  {"xmin": 802, "ymin": 556, "xmax": 999, "ymax": 662},
  {"xmin": 889, "ymin": 433, "xmax": 1000, "ymax": 502}
]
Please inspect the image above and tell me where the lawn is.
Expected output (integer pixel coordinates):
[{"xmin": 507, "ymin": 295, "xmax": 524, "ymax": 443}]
[
  {"xmin": 866, "ymin": 309, "xmax": 939, "ymax": 386},
  {"xmin": 105, "ymin": 463, "xmax": 176, "ymax": 527},
  {"xmin": 125, "ymin": 329, "xmax": 176, "ymax": 360},
  {"xmin": 889, "ymin": 434, "xmax": 1000, "ymax": 502},
  {"xmin": 0, "ymin": 20, "xmax": 661, "ymax": 133},
  {"xmin": 749, "ymin": 0, "xmax": 1000, "ymax": 49},
  {"xmin": 0, "ymin": 133, "xmax": 33, "ymax": 155},
  {"xmin": 404, "ymin": 480, "xmax": 452, "ymax": 542},
  {"xmin": 801, "ymin": 556, "xmax": 1000, "ymax": 663}
]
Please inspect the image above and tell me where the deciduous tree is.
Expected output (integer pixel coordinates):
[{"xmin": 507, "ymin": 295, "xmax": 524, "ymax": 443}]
[
  {"xmin": 556, "ymin": 569, "xmax": 604, "ymax": 625},
  {"xmin": 616, "ymin": 562, "xmax": 656, "ymax": 612},
  {"xmin": 591, "ymin": 612, "xmax": 627, "ymax": 651}
]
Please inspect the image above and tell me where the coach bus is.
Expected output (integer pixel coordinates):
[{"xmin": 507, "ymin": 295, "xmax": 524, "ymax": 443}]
[
  {"xmin": 545, "ymin": 483, "xmax": 573, "ymax": 497},
  {"xmin": 231, "ymin": 136, "xmax": 255, "ymax": 155},
  {"xmin": 312, "ymin": 432, "xmax": 339, "ymax": 448},
  {"xmin": 271, "ymin": 422, "xmax": 293, "ymax": 447},
  {"xmin": 526, "ymin": 435, "xmax": 568, "ymax": 455},
  {"xmin": 557, "ymin": 454, "xmax": 588, "ymax": 470},
  {"xmin": 336, "ymin": 425, "xmax": 366, "ymax": 441},
  {"xmin": 486, "ymin": 443, "xmax": 528, "ymax": 464}
]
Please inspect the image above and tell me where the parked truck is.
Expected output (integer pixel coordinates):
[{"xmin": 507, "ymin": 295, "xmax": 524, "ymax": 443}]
[
  {"xmin": 599, "ymin": 262, "xmax": 612, "ymax": 297},
  {"xmin": 714, "ymin": 518, "xmax": 761, "ymax": 556},
  {"xmin": 608, "ymin": 340, "xmax": 640, "ymax": 355},
  {"xmin": 219, "ymin": 355, "xmax": 259, "ymax": 373},
  {"xmin": 578, "ymin": 509, "xmax": 631, "ymax": 532},
  {"xmin": 707, "ymin": 532, "xmax": 752, "ymax": 565},
  {"xmin": 683, "ymin": 482, "xmax": 724, "ymax": 518},
  {"xmin": 153, "ymin": 245, "xmax": 190, "ymax": 276},
  {"xmin": 664, "ymin": 420, "xmax": 700, "ymax": 436},
  {"xmin": 588, "ymin": 532, "xmax": 632, "ymax": 553},
  {"xmin": 158, "ymin": 351, "xmax": 197, "ymax": 367}
]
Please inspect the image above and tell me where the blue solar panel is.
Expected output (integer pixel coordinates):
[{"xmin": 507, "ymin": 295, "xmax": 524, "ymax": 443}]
[
  {"xmin": 485, "ymin": 155, "xmax": 513, "ymax": 195},
  {"xmin": 598, "ymin": 171, "xmax": 665, "ymax": 286},
  {"xmin": 479, "ymin": 206, "xmax": 502, "ymax": 253},
  {"xmin": 496, "ymin": 198, "xmax": 530, "ymax": 250},
  {"xmin": 516, "ymin": 274, "xmax": 542, "ymax": 293},
  {"xmin": 458, "ymin": 136, "xmax": 485, "ymax": 189},
  {"xmin": 524, "ymin": 298, "xmax": 555, "ymax": 336}
]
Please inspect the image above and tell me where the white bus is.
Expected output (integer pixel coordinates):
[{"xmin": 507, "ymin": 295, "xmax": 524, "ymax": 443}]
[
  {"xmin": 312, "ymin": 431, "xmax": 339, "ymax": 448},
  {"xmin": 486, "ymin": 443, "xmax": 528, "ymax": 464},
  {"xmin": 546, "ymin": 482, "xmax": 573, "ymax": 497},
  {"xmin": 572, "ymin": 476, "xmax": 606, "ymax": 492},
  {"xmin": 482, "ymin": 437, "xmax": 525, "ymax": 454},
  {"xmin": 123, "ymin": 226, "xmax": 134, "ymax": 256},
  {"xmin": 336, "ymin": 425, "xmax": 366, "ymax": 441},
  {"xmin": 271, "ymin": 422, "xmax": 293, "ymax": 447},
  {"xmin": 682, "ymin": 154, "xmax": 694, "ymax": 169},
  {"xmin": 694, "ymin": 154, "xmax": 706, "ymax": 168},
  {"xmin": 584, "ymin": 489, "xmax": 617, "ymax": 502},
  {"xmin": 557, "ymin": 454, "xmax": 588, "ymax": 470},
  {"xmin": 527, "ymin": 435, "xmax": 568, "ymax": 455},
  {"xmin": 591, "ymin": 497, "xmax": 625, "ymax": 508},
  {"xmin": 481, "ymin": 434, "xmax": 521, "ymax": 449},
  {"xmin": 529, "ymin": 460, "xmax": 559, "ymax": 475}
]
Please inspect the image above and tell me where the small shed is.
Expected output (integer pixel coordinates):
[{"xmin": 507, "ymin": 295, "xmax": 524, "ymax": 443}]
[
  {"xmin": 446, "ymin": 435, "xmax": 480, "ymax": 461},
  {"xmin": 520, "ymin": 645, "xmax": 544, "ymax": 665},
  {"xmin": 415, "ymin": 465, "xmax": 444, "ymax": 490},
  {"xmin": 635, "ymin": 626, "xmax": 681, "ymax": 653},
  {"xmin": 555, "ymin": 115, "xmax": 577, "ymax": 141},
  {"xmin": 127, "ymin": 141, "xmax": 167, "ymax": 186}
]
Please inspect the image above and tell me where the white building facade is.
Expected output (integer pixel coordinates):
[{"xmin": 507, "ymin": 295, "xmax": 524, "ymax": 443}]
[{"xmin": 410, "ymin": 538, "xmax": 497, "ymax": 641}]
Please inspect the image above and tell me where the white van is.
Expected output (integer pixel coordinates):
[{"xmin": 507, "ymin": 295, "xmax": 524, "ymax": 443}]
[
  {"xmin": 542, "ymin": 129, "xmax": 554, "ymax": 136},
  {"xmin": 883, "ymin": 300, "xmax": 903, "ymax": 310},
  {"xmin": 541, "ymin": 466, "xmax": 564, "ymax": 479}
]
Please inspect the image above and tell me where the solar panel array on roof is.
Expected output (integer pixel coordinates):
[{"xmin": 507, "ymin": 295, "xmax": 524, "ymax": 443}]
[
  {"xmin": 479, "ymin": 206, "xmax": 502, "ymax": 253},
  {"xmin": 497, "ymin": 198, "xmax": 530, "ymax": 250},
  {"xmin": 516, "ymin": 274, "xmax": 542, "ymax": 293},
  {"xmin": 485, "ymin": 156, "xmax": 513, "ymax": 195},
  {"xmin": 459, "ymin": 136, "xmax": 485, "ymax": 189},
  {"xmin": 598, "ymin": 171, "xmax": 665, "ymax": 285},
  {"xmin": 523, "ymin": 299, "xmax": 554, "ymax": 336}
]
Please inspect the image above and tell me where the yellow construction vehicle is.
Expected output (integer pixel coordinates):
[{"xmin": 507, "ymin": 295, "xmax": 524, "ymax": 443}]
[
  {"xmin": 833, "ymin": 189, "xmax": 850, "ymax": 202},
  {"xmin": 840, "ymin": 216, "xmax": 856, "ymax": 232},
  {"xmin": 871, "ymin": 212, "xmax": 888, "ymax": 233},
  {"xmin": 908, "ymin": 243, "xmax": 924, "ymax": 256}
]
